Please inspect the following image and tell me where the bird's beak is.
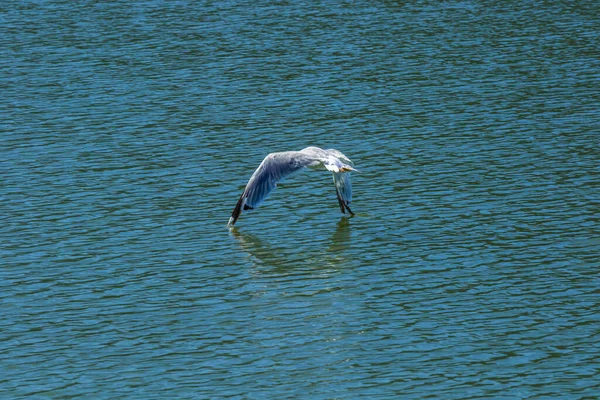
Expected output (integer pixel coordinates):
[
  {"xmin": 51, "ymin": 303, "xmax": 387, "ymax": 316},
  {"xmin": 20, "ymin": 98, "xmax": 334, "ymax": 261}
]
[{"xmin": 340, "ymin": 166, "xmax": 359, "ymax": 173}]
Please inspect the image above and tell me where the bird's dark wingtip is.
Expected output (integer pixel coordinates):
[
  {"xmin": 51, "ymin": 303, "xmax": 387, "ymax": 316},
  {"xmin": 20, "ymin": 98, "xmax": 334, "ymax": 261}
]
[
  {"xmin": 335, "ymin": 188, "xmax": 346, "ymax": 214},
  {"xmin": 335, "ymin": 187, "xmax": 355, "ymax": 216},
  {"xmin": 229, "ymin": 193, "xmax": 245, "ymax": 226},
  {"xmin": 345, "ymin": 204, "xmax": 355, "ymax": 216}
]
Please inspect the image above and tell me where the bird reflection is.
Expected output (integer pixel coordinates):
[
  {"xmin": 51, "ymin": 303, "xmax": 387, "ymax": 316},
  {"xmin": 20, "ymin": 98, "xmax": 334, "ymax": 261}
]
[
  {"xmin": 229, "ymin": 217, "xmax": 352, "ymax": 272},
  {"xmin": 328, "ymin": 217, "xmax": 352, "ymax": 253}
]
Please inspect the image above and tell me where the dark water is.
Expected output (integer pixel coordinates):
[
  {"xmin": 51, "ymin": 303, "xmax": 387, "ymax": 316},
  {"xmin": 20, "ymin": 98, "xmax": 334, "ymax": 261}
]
[{"xmin": 2, "ymin": 0, "xmax": 599, "ymax": 397}]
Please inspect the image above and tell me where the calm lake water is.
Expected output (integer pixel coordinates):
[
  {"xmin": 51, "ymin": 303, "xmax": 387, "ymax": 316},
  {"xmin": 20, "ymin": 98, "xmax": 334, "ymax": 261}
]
[{"xmin": 2, "ymin": 0, "xmax": 599, "ymax": 398}]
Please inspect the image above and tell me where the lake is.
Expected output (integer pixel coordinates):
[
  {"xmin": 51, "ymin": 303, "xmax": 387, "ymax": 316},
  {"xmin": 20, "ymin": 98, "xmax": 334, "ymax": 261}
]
[{"xmin": 1, "ymin": 0, "xmax": 599, "ymax": 398}]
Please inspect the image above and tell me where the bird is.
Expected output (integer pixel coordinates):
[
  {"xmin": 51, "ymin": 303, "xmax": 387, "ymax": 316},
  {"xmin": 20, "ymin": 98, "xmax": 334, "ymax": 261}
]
[{"xmin": 228, "ymin": 146, "xmax": 358, "ymax": 226}]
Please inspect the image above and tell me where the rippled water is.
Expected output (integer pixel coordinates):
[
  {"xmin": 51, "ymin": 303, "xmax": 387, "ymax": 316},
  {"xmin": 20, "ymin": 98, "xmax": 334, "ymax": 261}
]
[{"xmin": 2, "ymin": 0, "xmax": 599, "ymax": 398}]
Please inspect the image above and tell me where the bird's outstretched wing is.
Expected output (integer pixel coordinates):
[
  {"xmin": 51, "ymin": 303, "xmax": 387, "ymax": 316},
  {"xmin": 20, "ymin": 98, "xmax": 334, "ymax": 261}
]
[
  {"xmin": 229, "ymin": 152, "xmax": 313, "ymax": 226},
  {"xmin": 332, "ymin": 172, "xmax": 354, "ymax": 215}
]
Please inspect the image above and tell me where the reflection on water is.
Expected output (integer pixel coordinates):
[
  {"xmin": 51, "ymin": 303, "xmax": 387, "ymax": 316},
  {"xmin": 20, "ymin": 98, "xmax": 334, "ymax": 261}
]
[
  {"xmin": 327, "ymin": 217, "xmax": 352, "ymax": 253},
  {"xmin": 230, "ymin": 217, "xmax": 353, "ymax": 272}
]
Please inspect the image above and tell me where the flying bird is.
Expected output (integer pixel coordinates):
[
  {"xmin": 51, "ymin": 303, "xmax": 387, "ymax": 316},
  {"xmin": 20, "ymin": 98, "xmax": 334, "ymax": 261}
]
[{"xmin": 228, "ymin": 146, "xmax": 357, "ymax": 226}]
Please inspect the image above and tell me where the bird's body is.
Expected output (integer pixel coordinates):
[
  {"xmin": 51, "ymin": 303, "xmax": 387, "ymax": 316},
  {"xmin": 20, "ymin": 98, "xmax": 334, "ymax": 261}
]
[{"xmin": 228, "ymin": 146, "xmax": 357, "ymax": 226}]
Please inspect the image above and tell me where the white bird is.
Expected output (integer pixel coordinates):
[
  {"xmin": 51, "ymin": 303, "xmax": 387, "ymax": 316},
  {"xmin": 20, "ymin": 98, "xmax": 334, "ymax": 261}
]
[{"xmin": 228, "ymin": 146, "xmax": 358, "ymax": 226}]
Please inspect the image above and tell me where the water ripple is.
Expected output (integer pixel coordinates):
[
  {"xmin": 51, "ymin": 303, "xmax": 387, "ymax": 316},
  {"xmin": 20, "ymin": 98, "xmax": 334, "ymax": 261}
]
[{"xmin": 2, "ymin": 0, "xmax": 599, "ymax": 398}]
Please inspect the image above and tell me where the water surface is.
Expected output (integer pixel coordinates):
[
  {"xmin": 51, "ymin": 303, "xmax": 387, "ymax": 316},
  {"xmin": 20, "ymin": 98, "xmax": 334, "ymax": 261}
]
[{"xmin": 1, "ymin": 0, "xmax": 599, "ymax": 398}]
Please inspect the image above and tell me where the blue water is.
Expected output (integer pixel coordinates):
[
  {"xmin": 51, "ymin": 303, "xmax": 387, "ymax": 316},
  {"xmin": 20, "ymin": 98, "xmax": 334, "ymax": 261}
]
[{"xmin": 1, "ymin": 1, "xmax": 599, "ymax": 398}]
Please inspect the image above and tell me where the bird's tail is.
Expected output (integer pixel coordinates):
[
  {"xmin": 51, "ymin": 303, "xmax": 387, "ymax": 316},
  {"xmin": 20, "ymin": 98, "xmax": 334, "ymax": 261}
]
[{"xmin": 326, "ymin": 149, "xmax": 353, "ymax": 165}]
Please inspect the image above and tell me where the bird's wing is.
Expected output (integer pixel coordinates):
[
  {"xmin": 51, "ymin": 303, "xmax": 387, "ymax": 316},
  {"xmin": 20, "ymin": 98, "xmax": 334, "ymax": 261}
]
[
  {"xmin": 229, "ymin": 152, "xmax": 313, "ymax": 225},
  {"xmin": 332, "ymin": 172, "xmax": 354, "ymax": 215}
]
